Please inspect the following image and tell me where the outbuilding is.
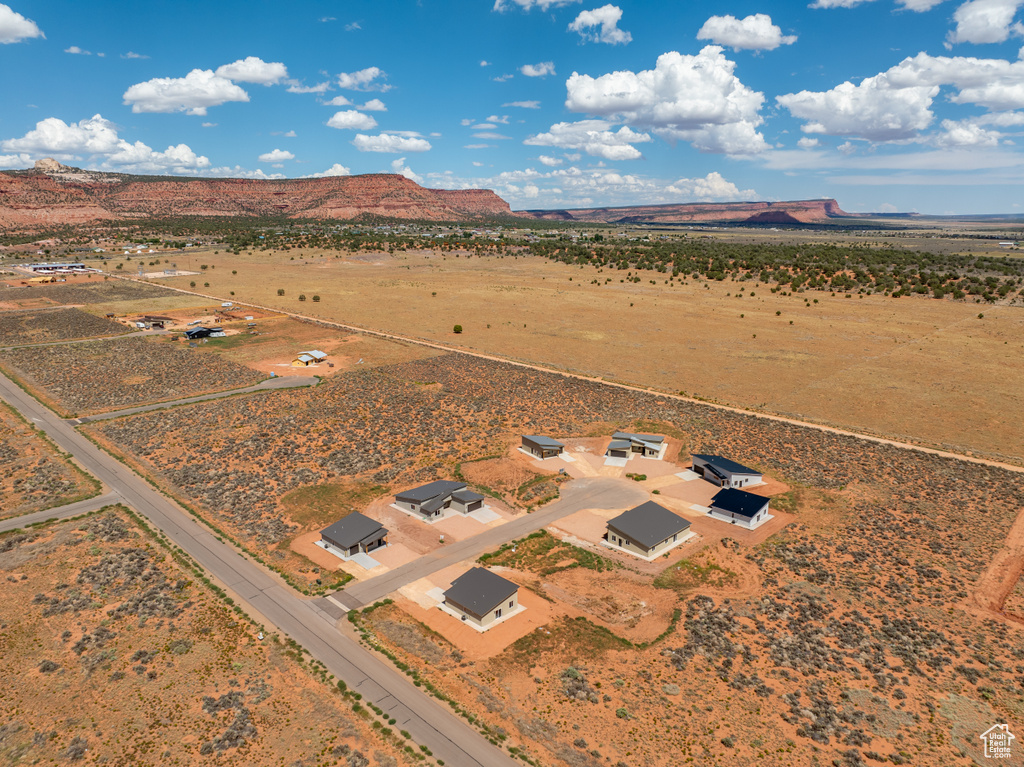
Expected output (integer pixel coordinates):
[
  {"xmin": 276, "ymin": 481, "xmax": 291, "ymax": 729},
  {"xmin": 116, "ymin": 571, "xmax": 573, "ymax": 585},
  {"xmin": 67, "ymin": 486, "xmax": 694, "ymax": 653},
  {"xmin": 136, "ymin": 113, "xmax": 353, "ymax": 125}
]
[
  {"xmin": 442, "ymin": 567, "xmax": 519, "ymax": 629},
  {"xmin": 184, "ymin": 326, "xmax": 212, "ymax": 340},
  {"xmin": 690, "ymin": 454, "xmax": 762, "ymax": 488},
  {"xmin": 319, "ymin": 512, "xmax": 389, "ymax": 557},
  {"xmin": 605, "ymin": 501, "xmax": 691, "ymax": 559},
  {"xmin": 521, "ymin": 435, "xmax": 565, "ymax": 459},
  {"xmin": 708, "ymin": 487, "xmax": 771, "ymax": 530}
]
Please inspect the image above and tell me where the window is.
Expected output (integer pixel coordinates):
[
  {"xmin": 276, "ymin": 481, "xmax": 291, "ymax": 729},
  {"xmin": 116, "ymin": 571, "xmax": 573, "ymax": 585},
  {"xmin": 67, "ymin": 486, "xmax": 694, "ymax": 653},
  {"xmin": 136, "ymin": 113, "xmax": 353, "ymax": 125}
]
[
  {"xmin": 495, "ymin": 608, "xmax": 502, "ymax": 618},
  {"xmin": 509, "ymin": 600, "xmax": 514, "ymax": 608}
]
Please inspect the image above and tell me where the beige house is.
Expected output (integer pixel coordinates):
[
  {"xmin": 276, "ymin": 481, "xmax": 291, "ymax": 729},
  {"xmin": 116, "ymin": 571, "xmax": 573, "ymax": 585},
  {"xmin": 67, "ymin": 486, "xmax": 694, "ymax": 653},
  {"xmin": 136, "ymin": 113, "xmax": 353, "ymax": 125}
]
[
  {"xmin": 605, "ymin": 501, "xmax": 691, "ymax": 559},
  {"xmin": 442, "ymin": 567, "xmax": 519, "ymax": 629}
]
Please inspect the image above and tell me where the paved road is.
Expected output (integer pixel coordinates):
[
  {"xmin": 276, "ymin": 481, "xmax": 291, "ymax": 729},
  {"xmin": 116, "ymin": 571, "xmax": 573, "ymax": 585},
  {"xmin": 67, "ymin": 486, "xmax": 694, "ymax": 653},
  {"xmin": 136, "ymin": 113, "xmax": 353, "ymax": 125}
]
[
  {"xmin": 334, "ymin": 477, "xmax": 648, "ymax": 609},
  {"xmin": 0, "ymin": 370, "xmax": 520, "ymax": 767},
  {"xmin": 0, "ymin": 491, "xmax": 121, "ymax": 533},
  {"xmin": 74, "ymin": 375, "xmax": 319, "ymax": 423}
]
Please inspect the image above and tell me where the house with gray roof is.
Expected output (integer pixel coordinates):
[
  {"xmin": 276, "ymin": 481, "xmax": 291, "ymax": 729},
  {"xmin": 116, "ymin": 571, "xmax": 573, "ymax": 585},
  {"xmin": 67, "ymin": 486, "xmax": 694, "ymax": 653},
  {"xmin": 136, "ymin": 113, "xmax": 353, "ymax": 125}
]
[
  {"xmin": 605, "ymin": 501, "xmax": 691, "ymax": 559},
  {"xmin": 442, "ymin": 567, "xmax": 520, "ymax": 629},
  {"xmin": 521, "ymin": 435, "xmax": 565, "ymax": 459},
  {"xmin": 394, "ymin": 480, "xmax": 484, "ymax": 520},
  {"xmin": 320, "ymin": 512, "xmax": 388, "ymax": 558},
  {"xmin": 708, "ymin": 488, "xmax": 771, "ymax": 530},
  {"xmin": 606, "ymin": 431, "xmax": 665, "ymax": 459},
  {"xmin": 691, "ymin": 454, "xmax": 762, "ymax": 488}
]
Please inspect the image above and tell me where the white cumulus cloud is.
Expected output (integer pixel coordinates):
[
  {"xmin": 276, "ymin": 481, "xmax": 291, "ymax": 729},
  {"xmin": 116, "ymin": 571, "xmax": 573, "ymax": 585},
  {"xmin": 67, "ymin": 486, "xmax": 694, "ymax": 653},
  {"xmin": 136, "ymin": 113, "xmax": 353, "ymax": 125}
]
[
  {"xmin": 0, "ymin": 3, "xmax": 42, "ymax": 44},
  {"xmin": 697, "ymin": 14, "xmax": 797, "ymax": 51},
  {"xmin": 493, "ymin": 0, "xmax": 581, "ymax": 11},
  {"xmin": 390, "ymin": 157, "xmax": 423, "ymax": 184},
  {"xmin": 521, "ymin": 61, "xmax": 556, "ymax": 77},
  {"xmin": 352, "ymin": 133, "xmax": 432, "ymax": 152},
  {"xmin": 897, "ymin": 0, "xmax": 946, "ymax": 9},
  {"xmin": 564, "ymin": 47, "xmax": 768, "ymax": 154},
  {"xmin": 287, "ymin": 81, "xmax": 331, "ymax": 94},
  {"xmin": 947, "ymin": 0, "xmax": 1024, "ymax": 44},
  {"xmin": 933, "ymin": 118, "xmax": 1003, "ymax": 145},
  {"xmin": 123, "ymin": 69, "xmax": 249, "ymax": 115},
  {"xmin": 524, "ymin": 119, "xmax": 651, "ymax": 160},
  {"xmin": 568, "ymin": 5, "xmax": 632, "ymax": 44},
  {"xmin": 777, "ymin": 73, "xmax": 938, "ymax": 141},
  {"xmin": 538, "ymin": 154, "xmax": 564, "ymax": 166},
  {"xmin": 666, "ymin": 171, "xmax": 755, "ymax": 201},
  {"xmin": 304, "ymin": 163, "xmax": 351, "ymax": 178},
  {"xmin": 327, "ymin": 110, "xmax": 378, "ymax": 130},
  {"xmin": 0, "ymin": 114, "xmax": 211, "ymax": 173},
  {"xmin": 337, "ymin": 66, "xmax": 391, "ymax": 91},
  {"xmin": 65, "ymin": 45, "xmax": 91, "ymax": 55},
  {"xmin": 258, "ymin": 148, "xmax": 295, "ymax": 162},
  {"xmin": 216, "ymin": 56, "xmax": 288, "ymax": 85},
  {"xmin": 797, "ymin": 137, "xmax": 821, "ymax": 148},
  {"xmin": 809, "ymin": 0, "xmax": 876, "ymax": 8}
]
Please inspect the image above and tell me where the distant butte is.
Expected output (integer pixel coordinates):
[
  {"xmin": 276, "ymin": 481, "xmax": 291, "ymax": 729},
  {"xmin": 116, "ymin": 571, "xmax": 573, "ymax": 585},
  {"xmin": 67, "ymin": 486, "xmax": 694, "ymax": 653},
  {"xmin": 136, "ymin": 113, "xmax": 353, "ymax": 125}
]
[
  {"xmin": 0, "ymin": 160, "xmax": 850, "ymax": 226},
  {"xmin": 519, "ymin": 198, "xmax": 851, "ymax": 225}
]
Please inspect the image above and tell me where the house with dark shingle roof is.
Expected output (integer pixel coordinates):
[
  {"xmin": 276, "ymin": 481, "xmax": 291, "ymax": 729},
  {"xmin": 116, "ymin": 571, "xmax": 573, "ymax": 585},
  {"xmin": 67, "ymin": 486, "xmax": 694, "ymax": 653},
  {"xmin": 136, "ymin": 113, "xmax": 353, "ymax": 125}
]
[
  {"xmin": 319, "ymin": 512, "xmax": 388, "ymax": 558},
  {"xmin": 442, "ymin": 567, "xmax": 520, "ymax": 629},
  {"xmin": 708, "ymin": 487, "xmax": 771, "ymax": 530},
  {"xmin": 394, "ymin": 480, "xmax": 484, "ymax": 520},
  {"xmin": 604, "ymin": 501, "xmax": 692, "ymax": 559},
  {"xmin": 691, "ymin": 454, "xmax": 762, "ymax": 488},
  {"xmin": 606, "ymin": 431, "xmax": 665, "ymax": 459},
  {"xmin": 521, "ymin": 435, "xmax": 565, "ymax": 459}
]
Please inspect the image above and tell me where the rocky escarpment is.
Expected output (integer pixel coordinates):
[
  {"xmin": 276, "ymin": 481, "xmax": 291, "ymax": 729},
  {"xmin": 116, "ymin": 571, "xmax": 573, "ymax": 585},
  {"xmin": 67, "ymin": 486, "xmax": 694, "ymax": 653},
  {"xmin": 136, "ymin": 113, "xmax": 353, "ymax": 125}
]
[
  {"xmin": 522, "ymin": 198, "xmax": 851, "ymax": 225},
  {"xmin": 0, "ymin": 162, "xmax": 516, "ymax": 227}
]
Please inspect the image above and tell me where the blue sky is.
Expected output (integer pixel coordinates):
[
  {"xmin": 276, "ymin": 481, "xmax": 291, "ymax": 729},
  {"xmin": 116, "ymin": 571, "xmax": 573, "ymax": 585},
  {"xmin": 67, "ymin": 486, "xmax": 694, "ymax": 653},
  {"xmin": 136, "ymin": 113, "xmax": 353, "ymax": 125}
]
[{"xmin": 1, "ymin": 0, "xmax": 1023, "ymax": 213}]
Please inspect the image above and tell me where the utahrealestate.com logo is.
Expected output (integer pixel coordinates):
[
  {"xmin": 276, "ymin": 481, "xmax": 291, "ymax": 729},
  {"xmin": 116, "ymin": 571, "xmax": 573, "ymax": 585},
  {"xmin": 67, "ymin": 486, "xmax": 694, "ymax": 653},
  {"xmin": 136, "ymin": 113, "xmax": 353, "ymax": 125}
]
[{"xmin": 981, "ymin": 724, "xmax": 1015, "ymax": 759}]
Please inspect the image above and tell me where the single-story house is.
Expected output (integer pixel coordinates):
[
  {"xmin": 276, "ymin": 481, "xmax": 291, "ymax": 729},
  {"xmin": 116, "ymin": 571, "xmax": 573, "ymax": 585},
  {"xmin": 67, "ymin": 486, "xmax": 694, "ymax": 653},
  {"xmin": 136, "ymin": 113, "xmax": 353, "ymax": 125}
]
[
  {"xmin": 208, "ymin": 327, "xmax": 226, "ymax": 338},
  {"xmin": 443, "ymin": 567, "xmax": 519, "ymax": 629},
  {"xmin": 690, "ymin": 454, "xmax": 763, "ymax": 488},
  {"xmin": 606, "ymin": 431, "xmax": 665, "ymax": 459},
  {"xmin": 605, "ymin": 501, "xmax": 691, "ymax": 558},
  {"xmin": 708, "ymin": 488, "xmax": 771, "ymax": 530},
  {"xmin": 292, "ymin": 349, "xmax": 328, "ymax": 367},
  {"xmin": 394, "ymin": 480, "xmax": 484, "ymax": 520},
  {"xmin": 320, "ymin": 512, "xmax": 389, "ymax": 557},
  {"xmin": 521, "ymin": 435, "xmax": 565, "ymax": 459}
]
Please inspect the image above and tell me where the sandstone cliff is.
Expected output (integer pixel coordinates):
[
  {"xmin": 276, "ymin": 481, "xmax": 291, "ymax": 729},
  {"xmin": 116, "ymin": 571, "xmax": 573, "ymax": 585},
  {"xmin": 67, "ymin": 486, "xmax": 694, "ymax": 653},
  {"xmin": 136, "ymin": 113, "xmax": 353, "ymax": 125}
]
[
  {"xmin": 0, "ymin": 164, "xmax": 515, "ymax": 227},
  {"xmin": 521, "ymin": 198, "xmax": 851, "ymax": 225}
]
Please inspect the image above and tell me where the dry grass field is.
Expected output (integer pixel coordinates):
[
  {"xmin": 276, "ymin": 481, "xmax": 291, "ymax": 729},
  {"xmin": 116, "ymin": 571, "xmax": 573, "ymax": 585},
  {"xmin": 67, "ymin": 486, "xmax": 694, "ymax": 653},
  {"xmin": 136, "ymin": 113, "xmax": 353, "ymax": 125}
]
[
  {"xmin": 0, "ymin": 398, "xmax": 97, "ymax": 519},
  {"xmin": 140, "ymin": 248, "xmax": 1024, "ymax": 464},
  {"xmin": 0, "ymin": 307, "xmax": 126, "ymax": 346},
  {"xmin": 0, "ymin": 275, "xmax": 177, "ymax": 311},
  {"xmin": 0, "ymin": 506, "xmax": 411, "ymax": 766},
  {"xmin": 0, "ymin": 335, "xmax": 264, "ymax": 416}
]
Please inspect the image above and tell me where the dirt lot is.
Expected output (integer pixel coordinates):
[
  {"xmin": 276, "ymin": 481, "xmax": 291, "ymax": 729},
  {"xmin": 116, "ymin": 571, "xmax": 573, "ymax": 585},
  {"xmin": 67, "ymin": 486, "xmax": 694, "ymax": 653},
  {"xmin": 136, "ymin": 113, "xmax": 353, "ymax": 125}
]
[
  {"xmin": 199, "ymin": 314, "xmax": 440, "ymax": 378},
  {"xmin": 0, "ymin": 307, "xmax": 127, "ymax": 346},
  {"xmin": 0, "ymin": 398, "xmax": 97, "ymax": 519},
  {"xmin": 0, "ymin": 335, "xmax": 264, "ymax": 416},
  {"xmin": 147, "ymin": 248, "xmax": 1024, "ymax": 464},
  {"xmin": 0, "ymin": 506, "xmax": 411, "ymax": 766}
]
